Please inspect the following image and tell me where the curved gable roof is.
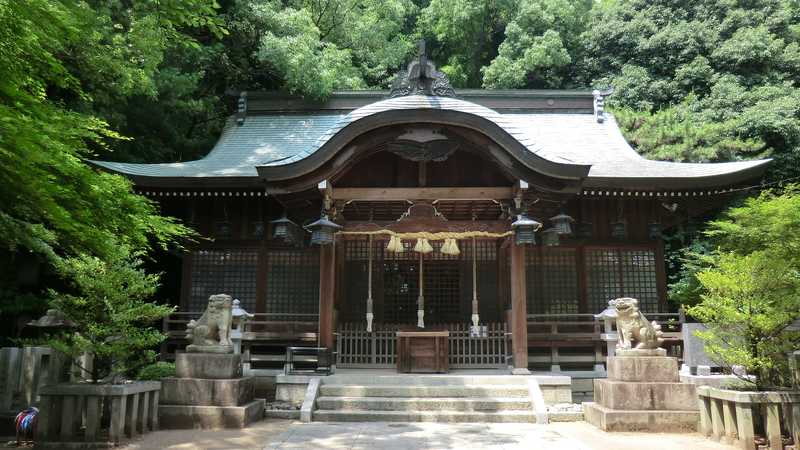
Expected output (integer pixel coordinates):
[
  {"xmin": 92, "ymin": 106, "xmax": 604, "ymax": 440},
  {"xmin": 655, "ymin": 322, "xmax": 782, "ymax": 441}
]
[{"xmin": 91, "ymin": 92, "xmax": 770, "ymax": 190}]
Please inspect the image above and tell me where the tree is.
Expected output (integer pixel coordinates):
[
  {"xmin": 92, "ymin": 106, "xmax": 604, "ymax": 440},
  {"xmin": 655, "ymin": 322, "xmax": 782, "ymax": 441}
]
[
  {"xmin": 676, "ymin": 186, "xmax": 800, "ymax": 388},
  {"xmin": 581, "ymin": 0, "xmax": 800, "ymax": 179},
  {"xmin": 48, "ymin": 248, "xmax": 174, "ymax": 383}
]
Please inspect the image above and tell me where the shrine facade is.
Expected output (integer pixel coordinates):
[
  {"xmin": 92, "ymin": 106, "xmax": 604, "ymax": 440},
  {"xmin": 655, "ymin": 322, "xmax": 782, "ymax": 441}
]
[{"xmin": 93, "ymin": 52, "xmax": 769, "ymax": 372}]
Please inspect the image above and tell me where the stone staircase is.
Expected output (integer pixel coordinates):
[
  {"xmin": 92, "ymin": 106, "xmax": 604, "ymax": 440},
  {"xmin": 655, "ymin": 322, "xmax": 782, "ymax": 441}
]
[{"xmin": 312, "ymin": 374, "xmax": 546, "ymax": 423}]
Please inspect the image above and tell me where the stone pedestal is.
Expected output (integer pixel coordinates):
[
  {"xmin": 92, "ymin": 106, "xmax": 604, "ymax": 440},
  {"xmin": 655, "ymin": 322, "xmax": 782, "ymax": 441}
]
[
  {"xmin": 159, "ymin": 353, "xmax": 264, "ymax": 429},
  {"xmin": 583, "ymin": 355, "xmax": 699, "ymax": 432}
]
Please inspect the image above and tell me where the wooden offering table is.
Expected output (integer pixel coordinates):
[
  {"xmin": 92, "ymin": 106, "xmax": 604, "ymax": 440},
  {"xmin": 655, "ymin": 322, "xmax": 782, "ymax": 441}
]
[{"xmin": 396, "ymin": 330, "xmax": 449, "ymax": 373}]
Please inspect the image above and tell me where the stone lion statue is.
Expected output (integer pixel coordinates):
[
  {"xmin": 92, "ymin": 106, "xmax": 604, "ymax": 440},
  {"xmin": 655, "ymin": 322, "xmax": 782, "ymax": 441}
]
[
  {"xmin": 610, "ymin": 297, "xmax": 664, "ymax": 352},
  {"xmin": 186, "ymin": 294, "xmax": 234, "ymax": 353}
]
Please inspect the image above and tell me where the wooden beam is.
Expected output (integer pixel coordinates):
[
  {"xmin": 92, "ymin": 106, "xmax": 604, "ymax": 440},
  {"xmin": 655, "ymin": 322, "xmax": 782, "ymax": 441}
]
[
  {"xmin": 510, "ymin": 241, "xmax": 529, "ymax": 370},
  {"xmin": 332, "ymin": 187, "xmax": 513, "ymax": 201},
  {"xmin": 318, "ymin": 244, "xmax": 336, "ymax": 349}
]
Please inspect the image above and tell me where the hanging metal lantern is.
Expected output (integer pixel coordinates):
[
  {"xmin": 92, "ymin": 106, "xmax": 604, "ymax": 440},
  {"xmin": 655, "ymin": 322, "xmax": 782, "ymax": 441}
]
[
  {"xmin": 648, "ymin": 222, "xmax": 662, "ymax": 240},
  {"xmin": 251, "ymin": 221, "xmax": 265, "ymax": 239},
  {"xmin": 542, "ymin": 227, "xmax": 560, "ymax": 246},
  {"xmin": 307, "ymin": 215, "xmax": 342, "ymax": 245},
  {"xmin": 611, "ymin": 220, "xmax": 627, "ymax": 240},
  {"xmin": 270, "ymin": 214, "xmax": 298, "ymax": 242},
  {"xmin": 215, "ymin": 221, "xmax": 232, "ymax": 238},
  {"xmin": 577, "ymin": 221, "xmax": 593, "ymax": 239},
  {"xmin": 511, "ymin": 214, "xmax": 542, "ymax": 245},
  {"xmin": 550, "ymin": 212, "xmax": 575, "ymax": 236}
]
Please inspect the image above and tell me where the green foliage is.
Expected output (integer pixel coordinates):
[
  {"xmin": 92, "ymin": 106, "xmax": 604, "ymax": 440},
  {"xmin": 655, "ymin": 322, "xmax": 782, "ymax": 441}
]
[
  {"xmin": 48, "ymin": 247, "xmax": 175, "ymax": 383},
  {"xmin": 482, "ymin": 0, "xmax": 592, "ymax": 88},
  {"xmin": 136, "ymin": 362, "xmax": 177, "ymax": 381},
  {"xmin": 676, "ymin": 187, "xmax": 800, "ymax": 388},
  {"xmin": 581, "ymin": 0, "xmax": 800, "ymax": 177},
  {"xmin": 249, "ymin": 0, "xmax": 416, "ymax": 99}
]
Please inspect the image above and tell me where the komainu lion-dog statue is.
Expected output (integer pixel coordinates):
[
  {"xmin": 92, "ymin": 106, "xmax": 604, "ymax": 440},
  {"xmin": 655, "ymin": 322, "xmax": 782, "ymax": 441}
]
[
  {"xmin": 186, "ymin": 294, "xmax": 234, "ymax": 353},
  {"xmin": 610, "ymin": 297, "xmax": 664, "ymax": 353}
]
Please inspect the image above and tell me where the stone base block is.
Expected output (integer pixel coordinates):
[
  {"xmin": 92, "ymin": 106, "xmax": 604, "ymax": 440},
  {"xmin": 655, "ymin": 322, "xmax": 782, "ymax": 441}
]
[
  {"xmin": 160, "ymin": 377, "xmax": 255, "ymax": 406},
  {"xmin": 615, "ymin": 348, "xmax": 667, "ymax": 357},
  {"xmin": 583, "ymin": 402, "xmax": 698, "ymax": 432},
  {"xmin": 593, "ymin": 379, "xmax": 698, "ymax": 411},
  {"xmin": 175, "ymin": 353, "xmax": 242, "ymax": 379},
  {"xmin": 607, "ymin": 356, "xmax": 680, "ymax": 382},
  {"xmin": 159, "ymin": 399, "xmax": 265, "ymax": 429}
]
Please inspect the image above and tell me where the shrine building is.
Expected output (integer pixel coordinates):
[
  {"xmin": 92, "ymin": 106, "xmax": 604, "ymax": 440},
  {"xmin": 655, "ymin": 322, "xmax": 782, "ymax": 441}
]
[{"xmin": 92, "ymin": 51, "xmax": 769, "ymax": 374}]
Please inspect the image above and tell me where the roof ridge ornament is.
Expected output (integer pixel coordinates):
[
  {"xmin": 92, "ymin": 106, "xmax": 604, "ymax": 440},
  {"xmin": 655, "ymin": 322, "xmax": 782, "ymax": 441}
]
[
  {"xmin": 592, "ymin": 88, "xmax": 613, "ymax": 123},
  {"xmin": 389, "ymin": 40, "xmax": 456, "ymax": 98}
]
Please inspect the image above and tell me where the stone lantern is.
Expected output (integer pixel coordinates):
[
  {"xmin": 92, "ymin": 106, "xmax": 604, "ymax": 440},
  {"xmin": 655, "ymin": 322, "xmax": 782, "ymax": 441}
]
[
  {"xmin": 542, "ymin": 227, "xmax": 560, "ymax": 246},
  {"xmin": 230, "ymin": 299, "xmax": 254, "ymax": 355}
]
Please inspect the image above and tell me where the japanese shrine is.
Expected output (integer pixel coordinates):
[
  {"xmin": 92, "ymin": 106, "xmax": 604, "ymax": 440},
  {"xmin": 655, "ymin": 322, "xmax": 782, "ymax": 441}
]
[{"xmin": 92, "ymin": 47, "xmax": 770, "ymax": 375}]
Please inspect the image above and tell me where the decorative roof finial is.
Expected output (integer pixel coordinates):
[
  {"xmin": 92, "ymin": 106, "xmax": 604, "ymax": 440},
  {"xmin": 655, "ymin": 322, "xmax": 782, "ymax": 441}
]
[{"xmin": 389, "ymin": 39, "xmax": 456, "ymax": 98}]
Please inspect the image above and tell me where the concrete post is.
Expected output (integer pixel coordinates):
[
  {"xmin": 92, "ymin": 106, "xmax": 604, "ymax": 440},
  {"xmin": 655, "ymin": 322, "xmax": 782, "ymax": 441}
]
[
  {"xmin": 710, "ymin": 397, "xmax": 724, "ymax": 440},
  {"xmin": 722, "ymin": 400, "xmax": 737, "ymax": 443},
  {"xmin": 0, "ymin": 347, "xmax": 21, "ymax": 411},
  {"xmin": 698, "ymin": 395, "xmax": 712, "ymax": 436},
  {"xmin": 84, "ymin": 396, "xmax": 101, "ymax": 441},
  {"xmin": 765, "ymin": 403, "xmax": 782, "ymax": 450},
  {"xmin": 109, "ymin": 395, "xmax": 127, "ymax": 444},
  {"xmin": 734, "ymin": 403, "xmax": 755, "ymax": 450}
]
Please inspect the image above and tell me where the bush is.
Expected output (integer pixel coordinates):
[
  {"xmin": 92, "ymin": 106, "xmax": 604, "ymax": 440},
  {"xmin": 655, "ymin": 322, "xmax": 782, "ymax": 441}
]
[
  {"xmin": 48, "ymin": 246, "xmax": 175, "ymax": 383},
  {"xmin": 681, "ymin": 186, "xmax": 800, "ymax": 389},
  {"xmin": 136, "ymin": 362, "xmax": 176, "ymax": 381}
]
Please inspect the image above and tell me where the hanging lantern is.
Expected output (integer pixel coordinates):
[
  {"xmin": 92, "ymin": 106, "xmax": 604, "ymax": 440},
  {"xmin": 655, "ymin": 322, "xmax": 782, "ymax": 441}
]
[
  {"xmin": 215, "ymin": 221, "xmax": 232, "ymax": 238},
  {"xmin": 542, "ymin": 227, "xmax": 560, "ymax": 246},
  {"xmin": 550, "ymin": 212, "xmax": 575, "ymax": 236},
  {"xmin": 577, "ymin": 222, "xmax": 593, "ymax": 239},
  {"xmin": 306, "ymin": 215, "xmax": 342, "ymax": 245},
  {"xmin": 440, "ymin": 238, "xmax": 461, "ymax": 256},
  {"xmin": 511, "ymin": 215, "xmax": 542, "ymax": 245},
  {"xmin": 611, "ymin": 220, "xmax": 627, "ymax": 240},
  {"xmin": 648, "ymin": 222, "xmax": 662, "ymax": 240},
  {"xmin": 270, "ymin": 214, "xmax": 298, "ymax": 242},
  {"xmin": 413, "ymin": 238, "xmax": 434, "ymax": 254},
  {"xmin": 386, "ymin": 235, "xmax": 404, "ymax": 252},
  {"xmin": 251, "ymin": 221, "xmax": 265, "ymax": 239}
]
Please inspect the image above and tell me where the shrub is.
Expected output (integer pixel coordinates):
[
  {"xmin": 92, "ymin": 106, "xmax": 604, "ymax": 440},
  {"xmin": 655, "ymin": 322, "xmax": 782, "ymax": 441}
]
[
  {"xmin": 682, "ymin": 186, "xmax": 800, "ymax": 389},
  {"xmin": 48, "ymin": 246, "xmax": 174, "ymax": 383},
  {"xmin": 136, "ymin": 362, "xmax": 176, "ymax": 381}
]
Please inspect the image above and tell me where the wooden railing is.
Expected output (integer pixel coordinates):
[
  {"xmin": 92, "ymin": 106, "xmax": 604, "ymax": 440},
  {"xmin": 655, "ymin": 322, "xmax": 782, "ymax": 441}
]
[
  {"xmin": 160, "ymin": 312, "xmax": 319, "ymax": 360},
  {"xmin": 526, "ymin": 312, "xmax": 685, "ymax": 370},
  {"xmin": 335, "ymin": 322, "xmax": 508, "ymax": 369}
]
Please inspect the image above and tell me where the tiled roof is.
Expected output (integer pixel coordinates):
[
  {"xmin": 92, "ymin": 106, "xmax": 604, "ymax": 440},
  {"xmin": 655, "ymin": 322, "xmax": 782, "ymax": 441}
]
[{"xmin": 91, "ymin": 94, "xmax": 769, "ymax": 188}]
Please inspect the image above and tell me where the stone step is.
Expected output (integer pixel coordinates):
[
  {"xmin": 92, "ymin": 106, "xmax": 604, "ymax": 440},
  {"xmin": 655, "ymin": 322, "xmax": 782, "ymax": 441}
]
[
  {"xmin": 319, "ymin": 384, "xmax": 530, "ymax": 398},
  {"xmin": 313, "ymin": 409, "xmax": 537, "ymax": 423},
  {"xmin": 322, "ymin": 374, "xmax": 529, "ymax": 387},
  {"xmin": 316, "ymin": 396, "xmax": 532, "ymax": 412}
]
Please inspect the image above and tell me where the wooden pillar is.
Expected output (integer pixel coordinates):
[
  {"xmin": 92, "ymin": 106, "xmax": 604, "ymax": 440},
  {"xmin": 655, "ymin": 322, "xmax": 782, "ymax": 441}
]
[
  {"xmin": 319, "ymin": 244, "xmax": 336, "ymax": 349},
  {"xmin": 510, "ymin": 241, "xmax": 528, "ymax": 371}
]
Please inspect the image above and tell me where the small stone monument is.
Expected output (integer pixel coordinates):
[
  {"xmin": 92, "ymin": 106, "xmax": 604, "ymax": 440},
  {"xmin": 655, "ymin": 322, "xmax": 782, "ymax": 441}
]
[
  {"xmin": 584, "ymin": 298, "xmax": 699, "ymax": 431},
  {"xmin": 159, "ymin": 294, "xmax": 264, "ymax": 428}
]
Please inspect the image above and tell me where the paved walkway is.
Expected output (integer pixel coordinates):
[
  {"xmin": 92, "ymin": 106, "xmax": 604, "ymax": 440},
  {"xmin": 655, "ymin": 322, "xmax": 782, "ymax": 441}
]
[{"xmin": 117, "ymin": 419, "xmax": 735, "ymax": 450}]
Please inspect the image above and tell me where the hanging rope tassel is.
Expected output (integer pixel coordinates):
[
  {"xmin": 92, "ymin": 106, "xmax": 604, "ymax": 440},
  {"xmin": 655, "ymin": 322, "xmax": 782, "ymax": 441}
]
[
  {"xmin": 440, "ymin": 238, "xmax": 461, "ymax": 256},
  {"xmin": 386, "ymin": 235, "xmax": 404, "ymax": 253},
  {"xmin": 366, "ymin": 235, "xmax": 374, "ymax": 332},
  {"xmin": 417, "ymin": 253, "xmax": 425, "ymax": 328},
  {"xmin": 471, "ymin": 237, "xmax": 480, "ymax": 328},
  {"xmin": 413, "ymin": 238, "xmax": 433, "ymax": 254}
]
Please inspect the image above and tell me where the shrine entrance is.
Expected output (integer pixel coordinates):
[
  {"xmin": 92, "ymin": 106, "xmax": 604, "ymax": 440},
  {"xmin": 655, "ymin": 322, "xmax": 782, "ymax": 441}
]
[{"xmin": 335, "ymin": 233, "xmax": 510, "ymax": 369}]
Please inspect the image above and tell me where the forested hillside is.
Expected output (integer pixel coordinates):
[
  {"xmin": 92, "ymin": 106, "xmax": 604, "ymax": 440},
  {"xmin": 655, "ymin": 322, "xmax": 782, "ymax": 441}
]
[{"xmin": 2, "ymin": 0, "xmax": 800, "ymax": 323}]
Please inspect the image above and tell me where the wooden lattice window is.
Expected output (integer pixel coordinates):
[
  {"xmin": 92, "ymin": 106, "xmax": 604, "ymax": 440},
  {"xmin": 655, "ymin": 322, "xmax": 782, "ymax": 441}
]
[
  {"xmin": 586, "ymin": 247, "xmax": 660, "ymax": 313},
  {"xmin": 188, "ymin": 249, "xmax": 259, "ymax": 311},
  {"xmin": 526, "ymin": 247, "xmax": 579, "ymax": 314},
  {"xmin": 265, "ymin": 247, "xmax": 320, "ymax": 320}
]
